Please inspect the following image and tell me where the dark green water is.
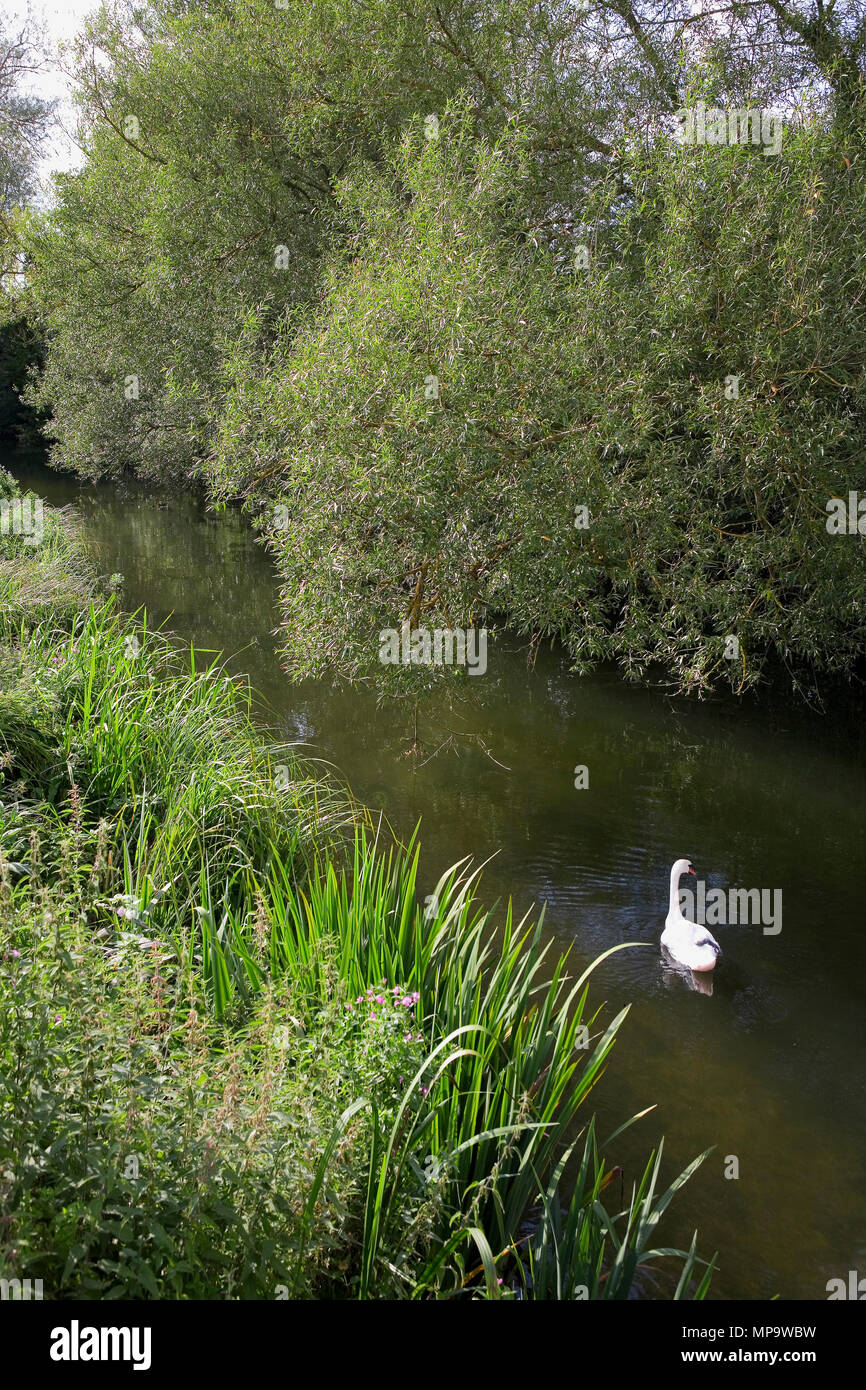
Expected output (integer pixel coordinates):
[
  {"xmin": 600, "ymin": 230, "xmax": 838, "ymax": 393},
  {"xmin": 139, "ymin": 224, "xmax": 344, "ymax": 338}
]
[{"xmin": 13, "ymin": 456, "xmax": 866, "ymax": 1301}]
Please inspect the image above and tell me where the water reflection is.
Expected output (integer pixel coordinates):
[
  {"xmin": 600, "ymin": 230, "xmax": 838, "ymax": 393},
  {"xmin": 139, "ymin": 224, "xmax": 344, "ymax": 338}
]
[{"xmin": 660, "ymin": 946, "xmax": 715, "ymax": 996}]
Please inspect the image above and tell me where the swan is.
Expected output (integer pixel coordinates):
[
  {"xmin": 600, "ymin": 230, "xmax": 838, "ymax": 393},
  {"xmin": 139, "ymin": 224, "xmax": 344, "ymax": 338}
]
[{"xmin": 660, "ymin": 858, "xmax": 722, "ymax": 972}]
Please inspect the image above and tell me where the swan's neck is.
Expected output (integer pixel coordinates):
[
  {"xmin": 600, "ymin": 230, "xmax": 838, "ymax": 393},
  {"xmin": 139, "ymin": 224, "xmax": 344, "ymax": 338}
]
[{"xmin": 669, "ymin": 866, "xmax": 684, "ymax": 918}]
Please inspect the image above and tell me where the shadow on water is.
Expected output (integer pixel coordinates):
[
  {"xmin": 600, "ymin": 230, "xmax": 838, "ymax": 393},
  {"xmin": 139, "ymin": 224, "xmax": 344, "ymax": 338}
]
[{"xmin": 10, "ymin": 451, "xmax": 866, "ymax": 1300}]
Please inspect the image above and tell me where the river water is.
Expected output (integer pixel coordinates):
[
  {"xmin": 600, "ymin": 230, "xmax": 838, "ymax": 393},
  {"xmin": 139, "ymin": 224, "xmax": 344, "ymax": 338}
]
[{"xmin": 11, "ymin": 454, "xmax": 866, "ymax": 1301}]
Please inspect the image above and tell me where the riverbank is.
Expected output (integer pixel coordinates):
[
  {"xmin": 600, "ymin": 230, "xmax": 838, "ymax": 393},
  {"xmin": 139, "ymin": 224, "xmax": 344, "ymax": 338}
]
[{"xmin": 0, "ymin": 482, "xmax": 714, "ymax": 1299}]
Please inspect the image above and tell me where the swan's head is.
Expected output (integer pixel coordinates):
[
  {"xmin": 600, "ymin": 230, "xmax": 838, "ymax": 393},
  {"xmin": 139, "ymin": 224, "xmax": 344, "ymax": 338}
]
[{"xmin": 672, "ymin": 857, "xmax": 696, "ymax": 878}]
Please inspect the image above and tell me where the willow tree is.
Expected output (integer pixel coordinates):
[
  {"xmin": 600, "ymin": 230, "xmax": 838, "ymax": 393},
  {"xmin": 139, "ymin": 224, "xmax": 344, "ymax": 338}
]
[
  {"xmin": 19, "ymin": 0, "xmax": 635, "ymax": 480},
  {"xmin": 207, "ymin": 101, "xmax": 865, "ymax": 696},
  {"xmin": 15, "ymin": 0, "xmax": 866, "ymax": 693}
]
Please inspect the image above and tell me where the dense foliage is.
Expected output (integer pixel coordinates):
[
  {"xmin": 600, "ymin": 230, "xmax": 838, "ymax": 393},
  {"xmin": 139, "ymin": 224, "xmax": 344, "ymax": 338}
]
[
  {"xmin": 211, "ymin": 110, "xmax": 866, "ymax": 694},
  {"xmin": 13, "ymin": 0, "xmax": 866, "ymax": 695}
]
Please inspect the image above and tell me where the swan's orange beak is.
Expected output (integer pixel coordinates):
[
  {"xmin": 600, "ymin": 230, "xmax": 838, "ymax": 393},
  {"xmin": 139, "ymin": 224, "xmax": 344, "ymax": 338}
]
[{"xmin": 688, "ymin": 866, "xmax": 696, "ymax": 874}]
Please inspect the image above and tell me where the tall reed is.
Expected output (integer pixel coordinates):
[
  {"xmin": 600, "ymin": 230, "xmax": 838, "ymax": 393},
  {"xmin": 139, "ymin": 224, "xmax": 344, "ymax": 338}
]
[{"xmin": 199, "ymin": 831, "xmax": 715, "ymax": 1295}]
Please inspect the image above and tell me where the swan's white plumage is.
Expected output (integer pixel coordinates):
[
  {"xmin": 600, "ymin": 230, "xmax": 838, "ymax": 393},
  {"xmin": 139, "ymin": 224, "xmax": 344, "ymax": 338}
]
[{"xmin": 660, "ymin": 858, "xmax": 721, "ymax": 972}]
